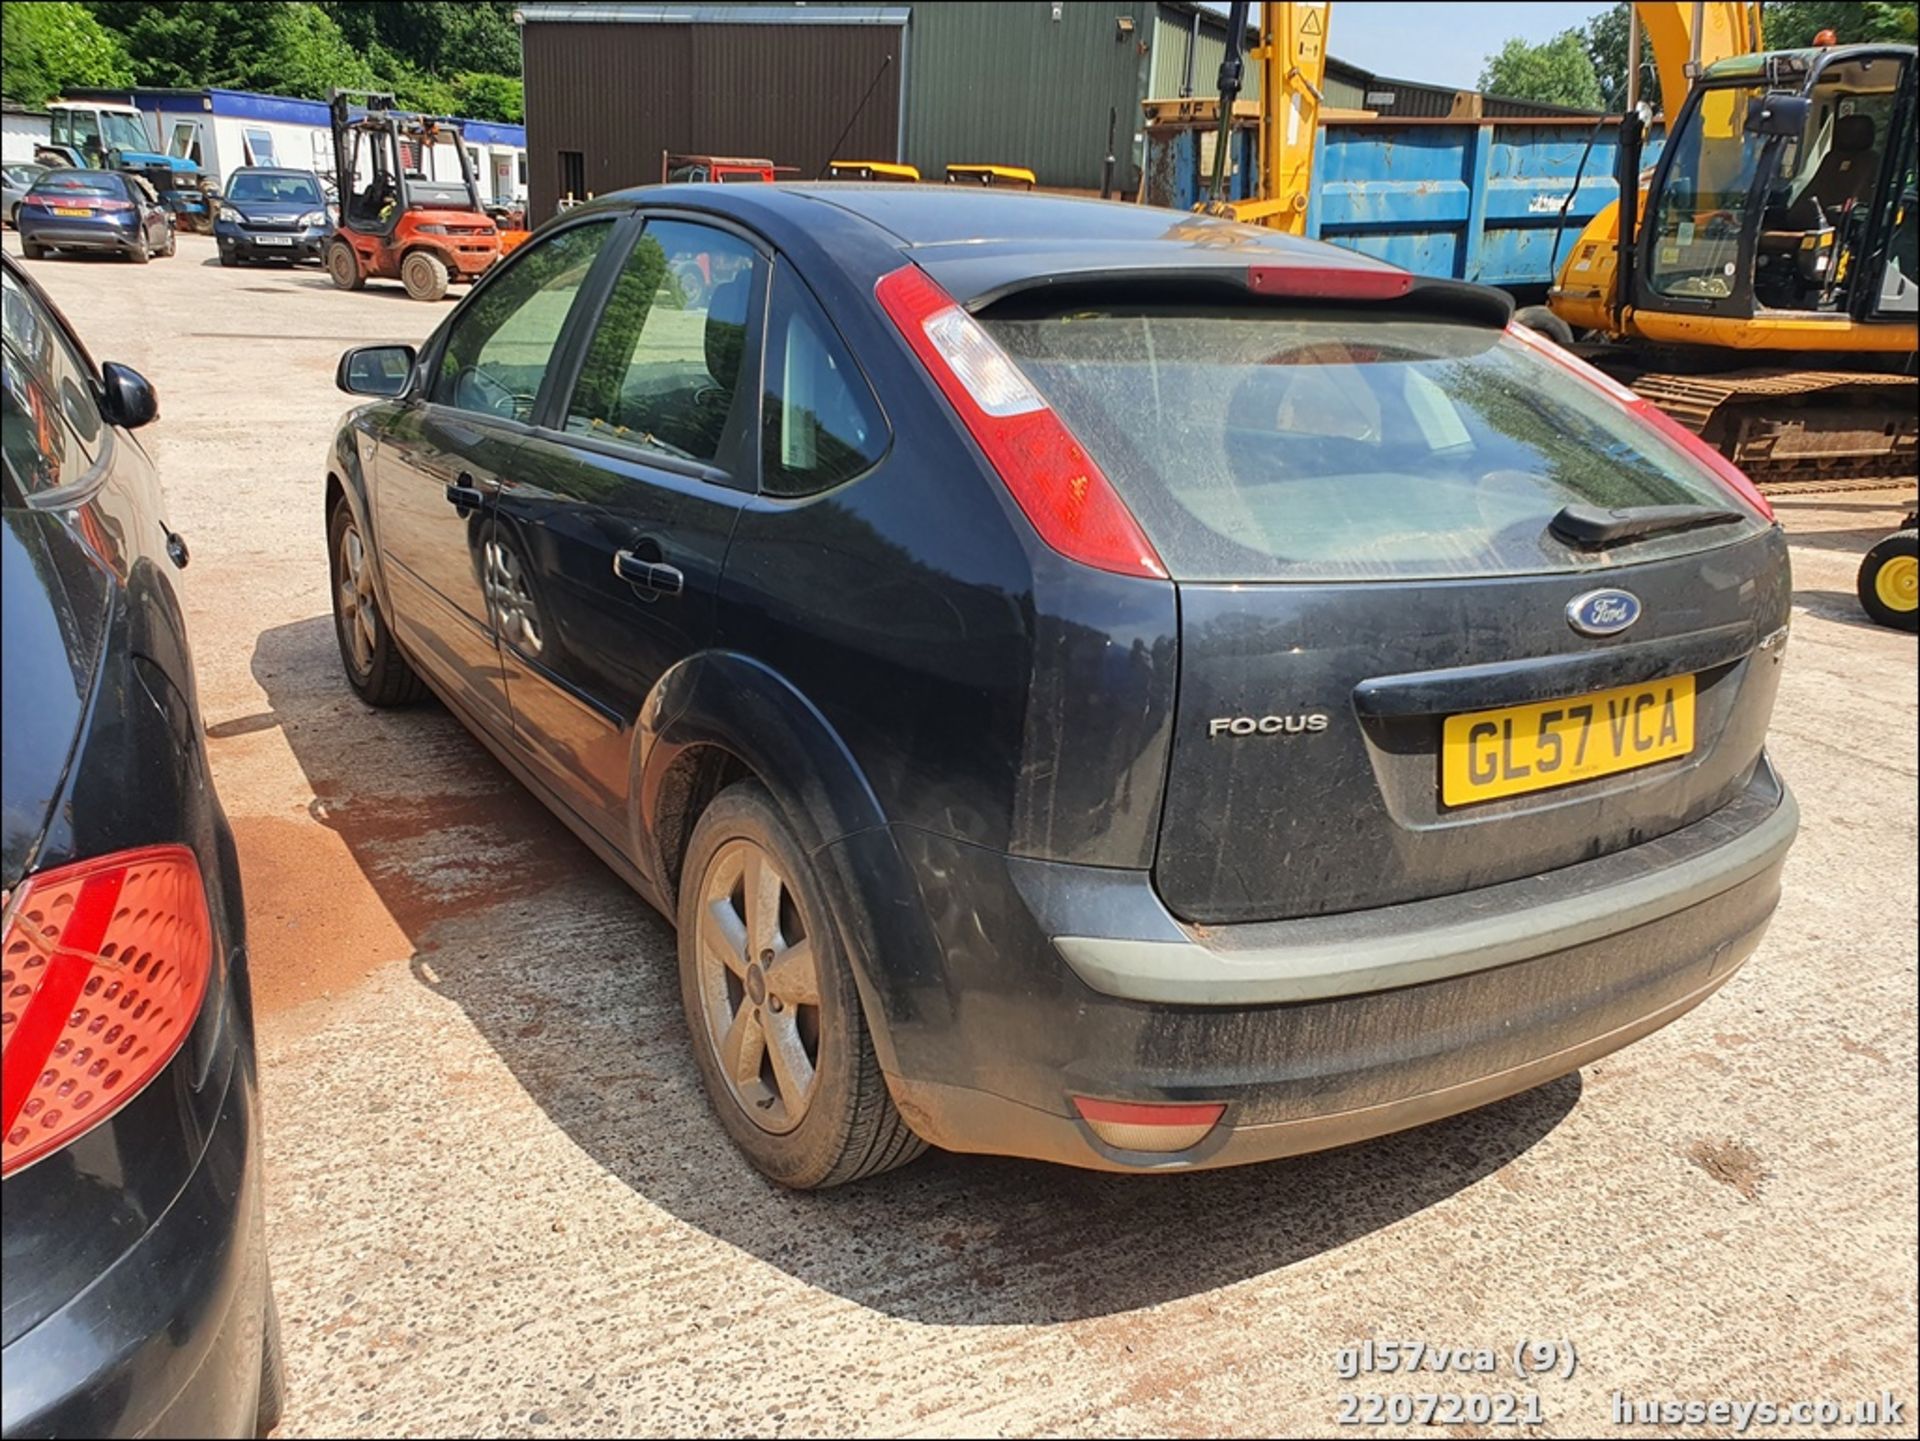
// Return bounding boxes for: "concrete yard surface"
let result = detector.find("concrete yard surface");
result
[6,231,1916,1438]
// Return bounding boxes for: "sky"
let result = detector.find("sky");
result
[1209,2,1614,92]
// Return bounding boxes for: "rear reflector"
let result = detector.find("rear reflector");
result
[1504,322,1774,521]
[1247,263,1413,300]
[1073,1095,1226,1153]
[874,264,1168,580]
[1,846,211,1176]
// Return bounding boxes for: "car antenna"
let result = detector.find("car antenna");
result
[814,54,894,180]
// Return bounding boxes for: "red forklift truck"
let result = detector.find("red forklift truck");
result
[324,90,502,301]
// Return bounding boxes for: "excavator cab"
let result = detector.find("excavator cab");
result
[1634,45,1917,324]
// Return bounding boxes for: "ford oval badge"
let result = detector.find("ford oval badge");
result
[1567,588,1642,637]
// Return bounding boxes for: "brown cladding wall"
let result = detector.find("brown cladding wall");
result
[523,20,902,219]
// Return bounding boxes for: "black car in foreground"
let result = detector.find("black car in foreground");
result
[215,167,333,267]
[326,187,1797,1188]
[16,170,175,264]
[1,254,278,1435]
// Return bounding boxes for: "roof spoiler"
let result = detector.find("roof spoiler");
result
[965,265,1514,328]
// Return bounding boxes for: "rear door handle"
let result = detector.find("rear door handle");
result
[445,472,488,510]
[613,549,684,596]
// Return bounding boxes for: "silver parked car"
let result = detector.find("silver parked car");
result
[3,163,49,228]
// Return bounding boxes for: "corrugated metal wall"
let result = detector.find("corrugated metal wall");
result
[900,1,1153,193]
[521,18,901,218]
[1147,9,1261,102]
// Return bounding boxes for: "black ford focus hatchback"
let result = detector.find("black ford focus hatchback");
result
[325,187,1796,1187]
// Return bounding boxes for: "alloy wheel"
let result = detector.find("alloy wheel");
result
[693,837,824,1134]
[335,520,378,676]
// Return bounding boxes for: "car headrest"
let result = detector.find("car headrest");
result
[704,274,751,391]
[1835,113,1875,153]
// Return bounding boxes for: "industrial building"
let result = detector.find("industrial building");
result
[516,2,1592,220]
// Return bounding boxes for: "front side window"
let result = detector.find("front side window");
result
[430,220,613,420]
[760,265,886,496]
[564,220,759,465]
[986,306,1766,581]
[2,267,105,496]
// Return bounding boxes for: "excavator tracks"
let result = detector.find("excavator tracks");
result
[1629,370,1919,492]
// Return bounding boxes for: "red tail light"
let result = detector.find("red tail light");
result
[1073,1095,1226,1152]
[1,846,211,1177]
[1504,322,1773,521]
[1247,263,1413,300]
[874,264,1168,580]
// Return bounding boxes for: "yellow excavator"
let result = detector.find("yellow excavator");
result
[1203,2,1918,491]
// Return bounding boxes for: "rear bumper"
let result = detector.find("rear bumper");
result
[859,765,1796,1173]
[17,221,141,253]
[0,992,269,1439]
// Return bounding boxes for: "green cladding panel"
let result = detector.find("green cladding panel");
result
[901,1,1156,193]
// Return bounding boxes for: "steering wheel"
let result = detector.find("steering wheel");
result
[1701,209,1740,240]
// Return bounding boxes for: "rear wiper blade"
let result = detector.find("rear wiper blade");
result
[1548,502,1747,549]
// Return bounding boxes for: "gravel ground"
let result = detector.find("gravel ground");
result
[8,231,1916,1438]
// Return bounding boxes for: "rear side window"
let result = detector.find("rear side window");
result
[984,307,1765,581]
[760,265,886,496]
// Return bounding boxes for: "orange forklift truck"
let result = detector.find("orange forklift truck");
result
[324,90,502,301]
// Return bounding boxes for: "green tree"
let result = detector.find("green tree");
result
[1480,30,1607,111]
[1763,1,1917,47]
[1582,3,1657,110]
[2,0,133,106]
[451,72,523,124]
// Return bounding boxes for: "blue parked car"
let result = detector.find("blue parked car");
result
[215,167,334,267]
[16,170,174,264]
[325,187,1796,1188]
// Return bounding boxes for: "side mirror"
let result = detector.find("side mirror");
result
[1746,93,1810,137]
[336,344,417,398]
[99,362,158,430]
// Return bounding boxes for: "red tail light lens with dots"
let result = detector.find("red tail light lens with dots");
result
[1,846,211,1177]
[874,263,1168,581]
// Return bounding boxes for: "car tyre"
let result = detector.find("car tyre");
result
[255,1279,285,1437]
[20,237,44,259]
[220,248,240,268]
[1513,304,1575,347]
[325,238,363,290]
[678,780,926,1190]
[161,226,176,258]
[401,249,450,302]
[129,235,150,264]
[1857,527,1919,632]
[328,502,428,706]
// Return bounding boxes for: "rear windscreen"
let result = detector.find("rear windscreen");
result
[33,174,121,196]
[983,307,1764,581]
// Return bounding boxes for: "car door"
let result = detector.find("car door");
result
[493,214,767,850]
[369,216,618,732]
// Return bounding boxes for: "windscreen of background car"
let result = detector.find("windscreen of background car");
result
[226,173,322,206]
[983,307,1766,581]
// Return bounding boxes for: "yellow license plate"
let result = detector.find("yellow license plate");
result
[1441,675,1696,806]
[52,207,90,217]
